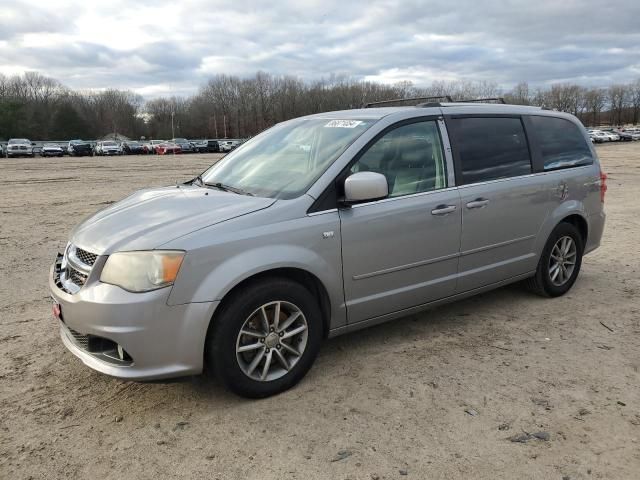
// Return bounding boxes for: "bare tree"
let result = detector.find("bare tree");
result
[609,85,628,126]
[629,79,640,125]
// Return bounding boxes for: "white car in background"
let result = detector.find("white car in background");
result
[94,141,123,156]
[219,140,240,152]
[588,130,609,143]
[5,138,35,157]
[589,130,619,143]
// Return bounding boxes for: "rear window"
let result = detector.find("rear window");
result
[530,116,593,171]
[448,117,532,184]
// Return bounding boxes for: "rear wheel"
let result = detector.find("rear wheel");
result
[206,278,323,398]
[526,222,584,297]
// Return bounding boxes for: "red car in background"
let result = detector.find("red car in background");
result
[155,142,182,155]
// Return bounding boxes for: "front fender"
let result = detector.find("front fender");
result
[166,211,347,330]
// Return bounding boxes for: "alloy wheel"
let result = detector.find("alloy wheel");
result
[235,301,308,382]
[548,236,577,286]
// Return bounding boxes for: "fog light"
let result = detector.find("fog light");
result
[117,344,125,361]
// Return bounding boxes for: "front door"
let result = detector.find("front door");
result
[339,119,461,324]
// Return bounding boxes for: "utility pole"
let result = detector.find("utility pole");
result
[223,115,227,138]
[171,110,176,156]
[214,114,218,138]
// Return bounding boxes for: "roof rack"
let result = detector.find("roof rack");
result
[363,96,453,108]
[454,97,506,104]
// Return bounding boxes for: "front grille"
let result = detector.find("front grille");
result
[67,265,88,287]
[75,247,97,266]
[67,327,89,350]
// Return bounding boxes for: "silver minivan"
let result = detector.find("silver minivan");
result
[50,103,607,397]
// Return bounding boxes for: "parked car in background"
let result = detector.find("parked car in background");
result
[192,139,209,153]
[68,140,93,157]
[6,138,35,157]
[192,139,221,153]
[219,140,240,152]
[156,142,181,155]
[49,103,606,398]
[625,128,640,140]
[121,141,145,155]
[144,140,165,154]
[589,130,610,143]
[171,138,194,153]
[94,141,122,156]
[610,129,634,141]
[41,143,64,157]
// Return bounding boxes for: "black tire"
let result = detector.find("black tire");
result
[206,277,323,398]
[526,222,584,297]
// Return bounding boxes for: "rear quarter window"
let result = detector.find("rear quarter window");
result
[530,116,593,171]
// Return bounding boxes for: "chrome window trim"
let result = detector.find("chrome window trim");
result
[306,208,338,217]
[455,164,593,190]
[349,185,459,209]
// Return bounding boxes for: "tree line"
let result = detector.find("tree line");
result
[1,71,639,141]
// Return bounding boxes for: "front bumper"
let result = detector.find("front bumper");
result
[50,257,218,380]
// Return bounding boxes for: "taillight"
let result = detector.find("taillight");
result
[599,170,607,203]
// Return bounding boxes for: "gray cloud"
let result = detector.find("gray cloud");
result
[0,0,638,97]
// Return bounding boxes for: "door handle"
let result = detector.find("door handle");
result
[466,198,489,209]
[431,204,457,216]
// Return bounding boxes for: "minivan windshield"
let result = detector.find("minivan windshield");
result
[201,117,375,199]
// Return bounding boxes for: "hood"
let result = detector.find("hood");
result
[71,185,275,254]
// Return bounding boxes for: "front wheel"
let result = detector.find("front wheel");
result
[526,222,584,297]
[206,278,323,398]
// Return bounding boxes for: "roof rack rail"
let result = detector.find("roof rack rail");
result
[363,96,453,108]
[454,97,506,104]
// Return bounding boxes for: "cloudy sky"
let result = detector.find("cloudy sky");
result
[1,0,639,97]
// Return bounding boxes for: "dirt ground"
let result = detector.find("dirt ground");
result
[1,144,639,480]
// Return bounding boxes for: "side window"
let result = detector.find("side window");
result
[449,117,532,184]
[350,121,447,198]
[530,116,593,170]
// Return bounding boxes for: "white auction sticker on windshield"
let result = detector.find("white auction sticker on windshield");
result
[324,120,363,128]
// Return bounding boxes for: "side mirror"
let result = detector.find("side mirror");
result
[343,171,388,204]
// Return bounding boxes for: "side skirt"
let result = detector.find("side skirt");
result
[328,271,535,338]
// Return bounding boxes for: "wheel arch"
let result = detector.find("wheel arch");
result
[207,267,333,341]
[536,200,589,256]
[560,213,588,246]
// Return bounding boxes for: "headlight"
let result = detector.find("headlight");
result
[100,250,185,292]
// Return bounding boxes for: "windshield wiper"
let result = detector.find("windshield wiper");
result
[204,181,254,196]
